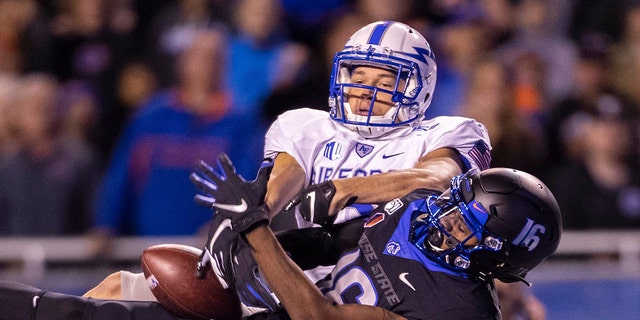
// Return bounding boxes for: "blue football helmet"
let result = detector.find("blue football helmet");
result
[328,21,437,138]
[409,168,562,284]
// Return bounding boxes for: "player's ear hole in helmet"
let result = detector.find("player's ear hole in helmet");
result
[409,168,562,286]
[329,20,437,138]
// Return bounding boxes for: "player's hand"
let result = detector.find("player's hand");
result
[281,181,340,226]
[190,153,274,234]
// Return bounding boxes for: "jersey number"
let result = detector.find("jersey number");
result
[320,251,379,306]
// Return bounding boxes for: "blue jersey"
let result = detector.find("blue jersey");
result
[316,189,501,320]
[94,90,262,235]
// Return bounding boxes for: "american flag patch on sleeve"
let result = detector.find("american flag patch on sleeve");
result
[468,140,491,170]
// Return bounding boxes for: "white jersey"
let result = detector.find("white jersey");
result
[264,108,492,282]
[265,108,492,186]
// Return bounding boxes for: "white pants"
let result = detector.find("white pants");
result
[120,271,157,301]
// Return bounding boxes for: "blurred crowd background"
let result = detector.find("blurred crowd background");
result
[1,0,640,241]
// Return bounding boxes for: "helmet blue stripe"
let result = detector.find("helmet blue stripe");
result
[367,21,392,45]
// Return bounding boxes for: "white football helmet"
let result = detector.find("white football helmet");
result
[328,21,437,138]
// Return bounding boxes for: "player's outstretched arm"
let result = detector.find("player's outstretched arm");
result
[264,152,306,217]
[245,224,407,320]
[275,148,465,227]
[322,147,465,216]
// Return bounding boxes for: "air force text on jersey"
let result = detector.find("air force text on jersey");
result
[312,166,384,182]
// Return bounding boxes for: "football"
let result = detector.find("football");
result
[141,244,241,320]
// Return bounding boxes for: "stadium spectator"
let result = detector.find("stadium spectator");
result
[430,19,491,117]
[546,34,612,164]
[0,0,41,74]
[49,0,139,160]
[568,0,628,44]
[100,61,159,160]
[90,29,260,241]
[458,58,547,176]
[494,0,577,105]
[0,74,20,157]
[142,0,221,87]
[544,94,640,229]
[608,3,640,109]
[57,81,101,154]
[0,73,100,235]
[225,0,310,121]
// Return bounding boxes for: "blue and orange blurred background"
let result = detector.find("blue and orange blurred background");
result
[1,1,640,319]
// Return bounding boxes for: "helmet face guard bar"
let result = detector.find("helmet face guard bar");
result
[329,84,417,128]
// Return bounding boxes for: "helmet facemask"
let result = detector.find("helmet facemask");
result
[329,57,424,138]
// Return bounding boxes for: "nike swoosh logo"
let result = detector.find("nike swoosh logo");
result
[208,218,232,289]
[382,152,404,159]
[399,272,416,291]
[472,201,487,213]
[208,218,232,253]
[214,199,248,213]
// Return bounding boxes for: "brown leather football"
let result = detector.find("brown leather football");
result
[141,244,241,320]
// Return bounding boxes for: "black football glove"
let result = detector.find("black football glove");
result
[281,180,355,227]
[190,153,273,234]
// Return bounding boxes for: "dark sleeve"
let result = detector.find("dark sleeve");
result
[0,281,183,320]
[275,219,365,270]
[273,188,438,270]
